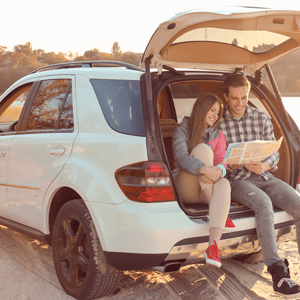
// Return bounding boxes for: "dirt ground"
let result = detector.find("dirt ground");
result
[0,224,299,300]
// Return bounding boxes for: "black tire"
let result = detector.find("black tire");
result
[52,199,120,300]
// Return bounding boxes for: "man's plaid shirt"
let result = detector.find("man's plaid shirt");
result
[218,105,279,180]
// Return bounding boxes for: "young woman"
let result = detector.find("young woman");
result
[172,93,234,267]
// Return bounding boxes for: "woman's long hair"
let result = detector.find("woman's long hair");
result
[187,93,223,153]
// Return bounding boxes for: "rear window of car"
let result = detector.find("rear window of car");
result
[173,27,289,54]
[90,79,146,136]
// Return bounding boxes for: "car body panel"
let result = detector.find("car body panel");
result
[89,200,294,271]
[6,131,77,230]
[141,7,300,74]
[0,21,297,280]
[0,135,14,215]
[5,75,78,230]
[87,199,294,254]
[0,9,299,298]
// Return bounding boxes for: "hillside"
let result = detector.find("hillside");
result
[0,41,299,96]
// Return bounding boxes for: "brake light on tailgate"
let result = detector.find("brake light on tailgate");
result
[115,162,175,202]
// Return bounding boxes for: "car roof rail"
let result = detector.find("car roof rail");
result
[30,61,143,74]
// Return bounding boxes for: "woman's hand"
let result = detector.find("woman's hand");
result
[199,166,222,183]
[199,175,214,184]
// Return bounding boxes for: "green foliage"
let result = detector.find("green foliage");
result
[74,46,140,66]
[2,40,298,97]
[0,42,68,94]
[111,42,122,60]
[269,49,300,95]
[0,41,142,95]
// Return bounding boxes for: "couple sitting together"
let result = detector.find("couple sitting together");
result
[172,74,300,298]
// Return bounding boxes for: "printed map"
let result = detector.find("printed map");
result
[223,137,283,165]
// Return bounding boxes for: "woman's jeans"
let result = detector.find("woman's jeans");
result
[230,173,300,266]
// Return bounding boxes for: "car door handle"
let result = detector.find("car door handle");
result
[50,148,65,156]
[0,151,6,157]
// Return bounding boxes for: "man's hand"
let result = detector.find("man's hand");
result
[230,164,243,170]
[245,161,270,174]
[199,166,222,183]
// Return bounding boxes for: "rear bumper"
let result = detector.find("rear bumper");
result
[164,220,295,266]
[105,220,295,271]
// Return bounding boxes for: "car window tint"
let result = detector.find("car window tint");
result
[173,27,289,54]
[170,82,203,123]
[58,87,74,129]
[173,98,197,123]
[90,79,146,136]
[249,93,271,117]
[0,84,32,124]
[169,81,272,123]
[27,79,73,131]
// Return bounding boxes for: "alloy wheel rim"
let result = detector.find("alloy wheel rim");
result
[58,217,90,287]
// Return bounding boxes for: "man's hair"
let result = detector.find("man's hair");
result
[223,74,251,96]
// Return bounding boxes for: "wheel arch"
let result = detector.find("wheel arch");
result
[47,187,82,245]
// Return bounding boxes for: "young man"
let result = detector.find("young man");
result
[218,73,300,298]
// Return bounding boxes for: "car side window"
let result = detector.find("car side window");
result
[249,92,271,117]
[0,84,32,124]
[26,79,73,131]
[58,89,73,129]
[90,79,145,136]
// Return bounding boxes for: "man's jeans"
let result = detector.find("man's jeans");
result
[230,174,300,266]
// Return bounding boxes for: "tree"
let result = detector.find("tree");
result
[33,49,45,56]
[74,48,112,61]
[122,51,139,66]
[0,46,7,67]
[111,42,122,60]
[0,45,7,54]
[67,51,78,61]
[74,55,85,61]
[0,40,144,97]
[41,52,67,65]
[296,79,300,92]
[84,48,101,60]
[231,38,238,46]
[14,42,33,56]
[252,43,275,53]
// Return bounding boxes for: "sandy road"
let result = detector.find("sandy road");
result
[0,224,299,300]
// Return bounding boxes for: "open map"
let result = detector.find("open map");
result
[223,137,283,165]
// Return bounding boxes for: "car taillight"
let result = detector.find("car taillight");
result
[115,161,175,203]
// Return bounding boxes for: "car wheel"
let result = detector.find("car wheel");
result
[52,199,120,300]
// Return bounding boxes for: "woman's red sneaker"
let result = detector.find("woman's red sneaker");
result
[225,217,236,230]
[207,213,236,231]
[204,240,222,267]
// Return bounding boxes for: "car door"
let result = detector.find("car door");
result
[0,83,33,217]
[6,76,78,230]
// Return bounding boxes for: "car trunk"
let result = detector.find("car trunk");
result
[140,7,300,218]
[141,7,300,72]
[139,66,300,221]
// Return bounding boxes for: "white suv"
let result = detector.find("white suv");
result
[0,7,300,300]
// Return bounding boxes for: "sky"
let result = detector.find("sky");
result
[1,0,300,56]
